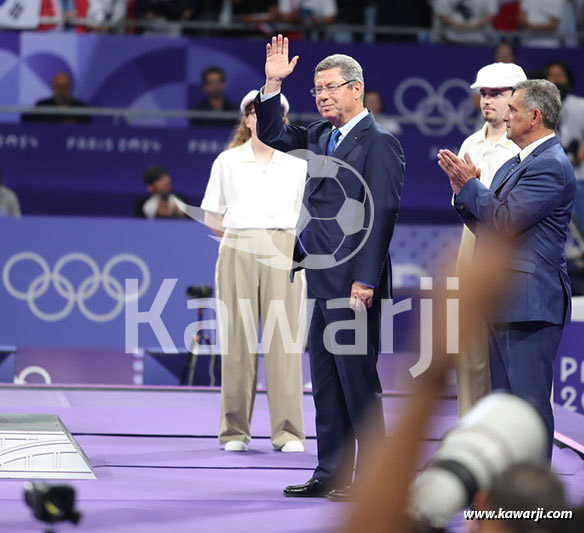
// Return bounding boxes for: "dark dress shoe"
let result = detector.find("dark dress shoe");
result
[283,478,330,498]
[327,484,353,502]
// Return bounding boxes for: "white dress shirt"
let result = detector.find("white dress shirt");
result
[201,140,306,230]
[331,108,370,150]
[458,123,520,188]
[518,132,556,161]
[455,124,521,269]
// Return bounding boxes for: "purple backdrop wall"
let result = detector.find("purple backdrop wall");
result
[1,33,583,218]
[1,34,583,410]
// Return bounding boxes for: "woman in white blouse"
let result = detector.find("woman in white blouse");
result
[201,90,307,453]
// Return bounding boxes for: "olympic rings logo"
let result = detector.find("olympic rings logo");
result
[2,252,150,322]
[394,77,476,136]
[13,366,52,384]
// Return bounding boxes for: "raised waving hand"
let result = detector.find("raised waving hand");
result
[265,34,300,93]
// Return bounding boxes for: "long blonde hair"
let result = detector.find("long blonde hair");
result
[227,103,288,149]
[227,114,251,149]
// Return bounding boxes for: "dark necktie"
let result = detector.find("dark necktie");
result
[326,128,341,156]
[505,154,521,178]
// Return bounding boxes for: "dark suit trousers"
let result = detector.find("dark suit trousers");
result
[308,297,385,484]
[488,321,563,459]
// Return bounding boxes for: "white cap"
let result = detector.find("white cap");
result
[470,63,527,90]
[239,90,290,115]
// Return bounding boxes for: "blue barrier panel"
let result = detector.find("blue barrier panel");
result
[0,216,218,350]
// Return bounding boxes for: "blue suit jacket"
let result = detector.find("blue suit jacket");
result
[455,137,576,325]
[255,93,405,299]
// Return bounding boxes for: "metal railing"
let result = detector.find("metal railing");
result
[36,15,436,40]
[0,105,481,130]
[36,15,584,43]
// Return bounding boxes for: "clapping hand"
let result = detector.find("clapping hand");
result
[437,150,480,195]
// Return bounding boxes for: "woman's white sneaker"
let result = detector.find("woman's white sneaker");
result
[281,440,304,453]
[224,440,248,452]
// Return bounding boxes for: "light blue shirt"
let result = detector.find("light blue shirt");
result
[332,108,370,149]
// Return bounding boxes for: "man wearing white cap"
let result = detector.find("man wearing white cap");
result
[449,62,527,416]
[201,90,307,453]
[439,79,575,458]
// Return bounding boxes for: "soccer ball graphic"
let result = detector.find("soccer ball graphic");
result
[179,150,374,271]
[290,150,374,270]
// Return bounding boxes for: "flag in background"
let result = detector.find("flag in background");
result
[38,0,61,31]
[0,0,42,29]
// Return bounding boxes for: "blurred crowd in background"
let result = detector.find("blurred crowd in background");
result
[11,0,584,46]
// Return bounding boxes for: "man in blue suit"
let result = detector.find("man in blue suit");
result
[254,35,405,498]
[438,80,576,458]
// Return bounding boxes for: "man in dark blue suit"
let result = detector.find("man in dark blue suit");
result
[438,80,576,458]
[254,35,405,498]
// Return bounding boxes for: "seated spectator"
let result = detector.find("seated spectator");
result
[493,0,520,32]
[220,0,277,22]
[190,66,239,128]
[544,59,584,181]
[37,0,76,31]
[134,0,197,23]
[433,0,498,44]
[88,0,128,32]
[519,0,563,47]
[376,2,433,42]
[559,0,584,47]
[0,170,21,217]
[134,165,189,219]
[21,72,92,124]
[273,0,337,25]
[494,41,516,63]
[363,89,402,135]
[236,0,336,39]
[60,0,77,29]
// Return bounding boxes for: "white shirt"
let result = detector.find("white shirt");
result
[455,124,520,270]
[142,193,183,219]
[520,0,564,47]
[558,94,584,180]
[435,0,498,44]
[278,0,337,18]
[458,122,520,189]
[201,140,306,230]
[519,132,556,161]
[331,108,370,150]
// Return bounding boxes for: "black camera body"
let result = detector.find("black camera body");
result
[24,482,81,526]
[186,285,213,299]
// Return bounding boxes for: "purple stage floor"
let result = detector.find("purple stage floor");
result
[0,387,582,532]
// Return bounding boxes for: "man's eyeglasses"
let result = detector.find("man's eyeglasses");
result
[310,80,356,98]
